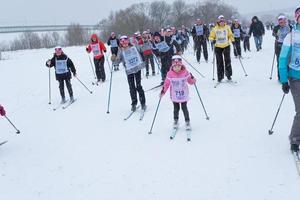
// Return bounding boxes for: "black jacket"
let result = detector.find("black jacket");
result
[191,24,209,41]
[249,16,265,37]
[46,53,76,80]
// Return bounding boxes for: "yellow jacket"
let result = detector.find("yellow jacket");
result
[209,24,235,48]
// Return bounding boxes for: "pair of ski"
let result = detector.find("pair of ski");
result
[52,99,76,111]
[0,140,8,146]
[124,106,146,121]
[292,151,300,176]
[170,124,192,142]
[214,80,238,88]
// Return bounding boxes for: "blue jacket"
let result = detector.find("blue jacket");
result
[279,24,300,83]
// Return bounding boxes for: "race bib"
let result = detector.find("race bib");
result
[155,41,170,52]
[91,43,102,57]
[216,29,228,45]
[170,77,189,102]
[110,39,118,48]
[196,26,204,36]
[123,47,143,70]
[55,59,69,74]
[290,30,300,71]
[233,29,241,38]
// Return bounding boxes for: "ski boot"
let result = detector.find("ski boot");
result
[60,97,66,104]
[291,144,299,153]
[185,121,191,131]
[141,104,147,111]
[131,104,137,112]
[70,96,75,103]
[173,119,179,129]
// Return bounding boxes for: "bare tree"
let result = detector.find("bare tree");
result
[171,0,192,27]
[149,1,171,30]
[65,23,88,46]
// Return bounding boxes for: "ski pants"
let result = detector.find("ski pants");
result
[243,37,250,52]
[290,78,300,145]
[233,38,242,57]
[275,42,283,80]
[215,46,232,81]
[173,102,190,122]
[144,54,155,74]
[94,57,105,81]
[127,70,146,106]
[58,78,73,99]
[161,54,172,81]
[195,39,208,62]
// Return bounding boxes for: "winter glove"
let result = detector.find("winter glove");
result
[111,54,116,62]
[46,60,51,67]
[282,83,290,94]
[104,50,107,53]
[86,47,89,52]
[73,73,77,77]
[159,88,165,98]
[0,105,6,116]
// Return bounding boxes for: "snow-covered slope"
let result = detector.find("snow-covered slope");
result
[0,31,299,200]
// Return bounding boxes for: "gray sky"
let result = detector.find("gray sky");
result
[0,0,297,25]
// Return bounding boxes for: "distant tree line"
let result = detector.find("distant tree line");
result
[0,23,91,53]
[99,0,240,38]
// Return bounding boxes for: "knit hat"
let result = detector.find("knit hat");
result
[278,15,286,22]
[171,55,183,67]
[295,7,300,21]
[54,46,62,54]
[120,35,129,46]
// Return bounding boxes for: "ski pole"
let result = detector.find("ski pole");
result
[48,67,51,104]
[153,54,161,74]
[105,54,113,114]
[212,48,215,81]
[234,45,248,76]
[148,97,162,134]
[87,54,97,80]
[194,83,210,120]
[75,76,93,94]
[4,115,20,134]
[269,94,285,135]
[180,55,205,78]
[269,50,276,80]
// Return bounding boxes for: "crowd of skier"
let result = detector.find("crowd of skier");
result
[1,7,300,157]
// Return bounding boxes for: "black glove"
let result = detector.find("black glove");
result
[104,50,107,53]
[86,47,89,52]
[282,83,290,94]
[190,73,195,79]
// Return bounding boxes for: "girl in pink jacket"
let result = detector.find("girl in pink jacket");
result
[160,55,196,128]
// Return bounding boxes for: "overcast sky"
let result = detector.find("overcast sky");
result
[0,0,297,25]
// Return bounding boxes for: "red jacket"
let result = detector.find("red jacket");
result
[86,34,106,59]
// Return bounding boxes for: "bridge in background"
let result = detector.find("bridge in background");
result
[0,25,100,34]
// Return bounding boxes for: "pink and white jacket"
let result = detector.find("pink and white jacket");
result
[162,66,196,103]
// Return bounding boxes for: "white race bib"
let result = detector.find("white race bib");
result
[123,47,143,70]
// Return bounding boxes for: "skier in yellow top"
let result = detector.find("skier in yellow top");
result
[209,15,235,82]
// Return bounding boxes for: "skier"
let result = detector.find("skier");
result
[279,6,300,153]
[139,31,155,77]
[242,25,251,52]
[46,46,77,104]
[0,105,5,116]
[209,15,235,82]
[153,30,181,85]
[113,35,146,111]
[160,55,196,129]
[249,16,265,51]
[191,19,209,63]
[86,34,107,83]
[231,19,245,58]
[272,15,292,80]
[107,32,120,71]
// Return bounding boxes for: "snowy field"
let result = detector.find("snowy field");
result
[0,31,299,199]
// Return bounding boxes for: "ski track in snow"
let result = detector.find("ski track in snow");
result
[0,31,299,200]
